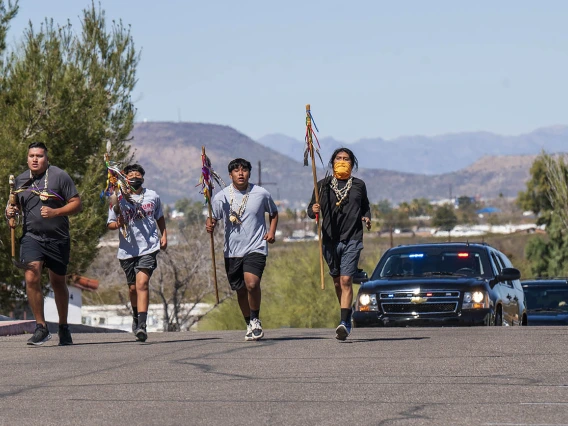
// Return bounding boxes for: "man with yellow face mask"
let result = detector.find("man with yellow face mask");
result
[307,148,371,340]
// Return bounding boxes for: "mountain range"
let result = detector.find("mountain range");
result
[258,126,568,175]
[129,122,563,206]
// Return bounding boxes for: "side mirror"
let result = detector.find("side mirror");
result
[353,269,368,284]
[492,267,521,286]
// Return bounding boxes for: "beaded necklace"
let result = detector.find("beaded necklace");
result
[330,176,353,207]
[30,166,50,201]
[229,184,251,225]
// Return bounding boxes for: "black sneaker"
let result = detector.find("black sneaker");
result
[27,324,52,346]
[132,317,138,334]
[58,324,73,346]
[135,324,147,342]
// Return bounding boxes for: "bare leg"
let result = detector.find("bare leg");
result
[333,276,341,305]
[236,287,250,318]
[339,275,353,309]
[128,284,137,309]
[244,272,261,311]
[49,269,69,325]
[135,269,150,313]
[25,261,45,325]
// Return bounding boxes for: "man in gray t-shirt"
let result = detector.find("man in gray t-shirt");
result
[107,163,167,342]
[206,158,278,341]
[5,142,82,347]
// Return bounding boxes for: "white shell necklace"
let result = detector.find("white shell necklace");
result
[330,176,353,207]
[30,166,50,201]
[229,184,251,225]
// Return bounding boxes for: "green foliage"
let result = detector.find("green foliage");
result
[432,204,457,232]
[174,198,206,226]
[520,153,568,277]
[517,154,554,225]
[0,2,139,310]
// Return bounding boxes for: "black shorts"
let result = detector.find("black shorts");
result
[323,240,363,278]
[224,252,267,291]
[119,251,159,285]
[20,234,70,276]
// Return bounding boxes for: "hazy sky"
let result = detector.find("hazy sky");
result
[6,0,568,142]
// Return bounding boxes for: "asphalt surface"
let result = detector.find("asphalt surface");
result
[1,326,567,426]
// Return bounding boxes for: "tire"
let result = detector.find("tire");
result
[494,306,503,326]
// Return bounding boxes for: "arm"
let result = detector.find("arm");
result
[40,195,82,219]
[360,181,372,231]
[157,216,167,250]
[307,188,318,219]
[264,212,278,243]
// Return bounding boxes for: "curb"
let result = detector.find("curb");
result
[0,320,36,336]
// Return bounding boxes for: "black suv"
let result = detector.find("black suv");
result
[522,279,568,325]
[353,242,527,327]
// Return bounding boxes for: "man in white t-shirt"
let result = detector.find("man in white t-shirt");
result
[206,158,278,341]
[107,164,167,342]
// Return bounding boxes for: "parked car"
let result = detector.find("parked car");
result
[352,242,527,327]
[521,279,568,325]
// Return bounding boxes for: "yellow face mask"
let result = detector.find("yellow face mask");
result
[333,160,352,179]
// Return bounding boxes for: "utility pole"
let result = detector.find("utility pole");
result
[257,160,277,195]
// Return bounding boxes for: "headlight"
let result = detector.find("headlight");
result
[358,293,378,311]
[472,291,484,303]
[463,291,487,309]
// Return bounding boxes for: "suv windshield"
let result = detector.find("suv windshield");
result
[374,250,489,279]
[524,286,568,312]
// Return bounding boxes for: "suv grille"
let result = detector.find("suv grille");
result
[379,290,460,315]
[382,302,458,314]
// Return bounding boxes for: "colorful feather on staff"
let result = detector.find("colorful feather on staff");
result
[198,150,226,205]
[304,107,324,167]
[101,141,133,236]
[199,146,223,305]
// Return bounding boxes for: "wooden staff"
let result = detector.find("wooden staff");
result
[8,175,17,258]
[306,105,326,290]
[203,146,220,304]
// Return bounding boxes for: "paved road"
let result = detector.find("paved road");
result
[1,326,567,426]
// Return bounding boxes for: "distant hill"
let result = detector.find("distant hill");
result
[258,125,568,175]
[130,122,539,206]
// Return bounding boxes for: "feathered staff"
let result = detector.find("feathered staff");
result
[199,146,225,304]
[102,141,132,237]
[6,174,33,270]
[305,104,326,290]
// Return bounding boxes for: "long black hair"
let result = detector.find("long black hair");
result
[328,147,358,170]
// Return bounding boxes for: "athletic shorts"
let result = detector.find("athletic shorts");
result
[224,252,267,291]
[20,234,70,276]
[323,240,363,278]
[119,251,159,285]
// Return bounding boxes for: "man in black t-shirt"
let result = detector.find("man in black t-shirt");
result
[5,142,82,346]
[307,148,371,341]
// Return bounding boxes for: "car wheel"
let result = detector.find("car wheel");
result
[494,307,503,326]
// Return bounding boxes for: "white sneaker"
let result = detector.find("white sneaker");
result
[250,318,264,340]
[245,323,253,341]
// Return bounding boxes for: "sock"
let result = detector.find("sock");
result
[132,307,138,319]
[341,308,351,323]
[138,312,147,327]
[250,309,260,321]
[244,316,251,325]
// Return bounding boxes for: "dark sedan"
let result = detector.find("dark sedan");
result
[353,243,527,327]
[522,279,568,325]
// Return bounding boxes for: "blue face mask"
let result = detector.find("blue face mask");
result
[129,177,143,190]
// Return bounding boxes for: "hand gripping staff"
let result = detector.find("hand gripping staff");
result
[199,147,226,304]
[7,174,19,260]
[305,104,326,290]
[6,175,29,269]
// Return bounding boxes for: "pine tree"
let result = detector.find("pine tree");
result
[0,1,139,310]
